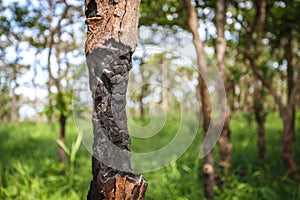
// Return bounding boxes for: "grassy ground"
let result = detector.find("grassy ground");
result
[0,112,299,199]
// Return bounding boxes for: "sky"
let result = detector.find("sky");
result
[1,0,222,120]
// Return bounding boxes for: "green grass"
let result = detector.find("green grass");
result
[0,112,299,199]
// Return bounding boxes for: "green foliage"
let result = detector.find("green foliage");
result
[140,0,188,30]
[0,122,90,200]
[2,112,298,199]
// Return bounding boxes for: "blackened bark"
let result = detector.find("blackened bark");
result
[85,0,147,199]
[183,0,215,198]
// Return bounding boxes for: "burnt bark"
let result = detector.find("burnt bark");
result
[183,0,215,198]
[85,0,147,199]
[216,0,232,176]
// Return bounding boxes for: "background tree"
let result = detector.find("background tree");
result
[238,0,300,175]
[183,0,215,198]
[215,0,233,178]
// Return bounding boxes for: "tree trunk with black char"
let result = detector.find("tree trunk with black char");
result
[85,0,147,199]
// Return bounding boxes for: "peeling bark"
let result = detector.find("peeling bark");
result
[85,0,147,199]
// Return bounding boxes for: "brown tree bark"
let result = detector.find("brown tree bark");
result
[183,0,214,198]
[216,0,232,177]
[161,55,169,113]
[58,113,67,164]
[245,0,300,175]
[285,36,295,142]
[139,65,145,118]
[253,81,266,161]
[85,0,147,199]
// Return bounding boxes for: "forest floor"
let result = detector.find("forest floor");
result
[0,112,299,200]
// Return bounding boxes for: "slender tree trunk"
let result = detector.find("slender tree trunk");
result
[282,111,297,175]
[183,0,214,198]
[11,69,18,120]
[59,113,67,164]
[256,113,265,161]
[216,0,232,177]
[162,55,168,113]
[139,65,145,118]
[246,0,299,176]
[254,98,266,161]
[285,36,295,141]
[11,86,17,120]
[253,80,266,161]
[85,0,147,199]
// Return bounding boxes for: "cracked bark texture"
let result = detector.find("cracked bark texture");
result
[85,0,147,199]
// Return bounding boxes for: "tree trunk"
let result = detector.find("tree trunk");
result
[161,55,168,113]
[285,36,295,142]
[85,0,147,199]
[183,0,214,198]
[139,65,145,118]
[11,69,18,120]
[11,86,17,120]
[59,113,67,164]
[254,102,265,161]
[281,111,297,175]
[216,0,232,176]
[253,81,266,161]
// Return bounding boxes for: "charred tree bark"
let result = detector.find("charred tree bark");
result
[85,0,147,199]
[216,0,232,177]
[183,0,215,198]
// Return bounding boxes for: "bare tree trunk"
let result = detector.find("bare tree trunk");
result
[216,0,232,177]
[139,65,145,118]
[11,69,18,120]
[246,0,299,176]
[85,0,147,199]
[162,55,168,113]
[11,86,17,120]
[183,0,214,198]
[285,36,295,141]
[282,111,297,175]
[253,84,266,161]
[58,113,67,164]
